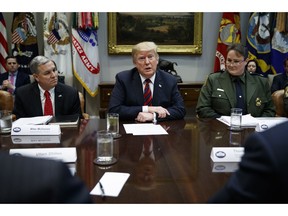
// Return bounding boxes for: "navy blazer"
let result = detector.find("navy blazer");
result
[0,71,30,92]
[108,68,186,121]
[271,73,288,94]
[13,82,82,119]
[0,153,92,203]
[209,121,288,203]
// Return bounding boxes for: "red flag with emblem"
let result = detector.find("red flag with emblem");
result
[214,13,241,72]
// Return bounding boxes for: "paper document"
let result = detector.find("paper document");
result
[13,115,53,126]
[255,117,288,132]
[90,172,130,197]
[217,114,259,127]
[123,123,168,135]
[9,147,76,163]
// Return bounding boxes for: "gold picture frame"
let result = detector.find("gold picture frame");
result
[108,12,203,55]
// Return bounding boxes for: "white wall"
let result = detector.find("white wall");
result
[2,12,250,116]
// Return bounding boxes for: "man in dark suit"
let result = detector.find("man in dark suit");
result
[0,153,92,203]
[0,56,30,94]
[208,121,288,203]
[271,58,288,94]
[13,55,82,119]
[108,41,186,122]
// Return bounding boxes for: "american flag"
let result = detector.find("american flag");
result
[0,13,8,73]
[47,29,61,44]
[12,27,27,44]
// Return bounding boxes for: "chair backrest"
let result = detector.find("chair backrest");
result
[0,90,13,111]
[78,92,89,119]
[271,89,285,117]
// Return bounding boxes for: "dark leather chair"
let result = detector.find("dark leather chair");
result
[0,90,13,111]
[78,92,89,119]
[271,89,285,117]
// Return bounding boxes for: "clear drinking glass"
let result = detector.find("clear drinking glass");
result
[94,130,117,166]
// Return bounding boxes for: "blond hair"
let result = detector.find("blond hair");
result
[132,41,159,62]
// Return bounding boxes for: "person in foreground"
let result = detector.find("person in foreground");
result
[108,41,186,122]
[13,55,82,119]
[209,121,288,203]
[0,153,92,203]
[196,43,275,118]
[0,56,30,94]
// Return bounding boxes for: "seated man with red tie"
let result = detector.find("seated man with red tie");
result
[108,41,186,122]
[0,56,30,95]
[13,55,82,119]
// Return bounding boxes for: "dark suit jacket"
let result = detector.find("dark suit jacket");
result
[271,73,288,94]
[0,71,30,92]
[13,82,82,119]
[108,68,186,121]
[0,153,92,203]
[209,121,288,203]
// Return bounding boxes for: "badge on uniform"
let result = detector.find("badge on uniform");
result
[255,97,262,106]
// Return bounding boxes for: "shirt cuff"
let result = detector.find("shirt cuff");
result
[142,106,149,113]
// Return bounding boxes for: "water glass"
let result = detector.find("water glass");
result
[94,130,117,166]
[230,108,242,131]
[0,110,12,134]
[106,113,120,138]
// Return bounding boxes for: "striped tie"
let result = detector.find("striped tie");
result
[143,79,152,106]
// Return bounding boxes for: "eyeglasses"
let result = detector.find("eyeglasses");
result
[226,59,245,66]
[136,54,155,63]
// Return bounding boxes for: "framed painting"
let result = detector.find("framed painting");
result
[108,12,203,55]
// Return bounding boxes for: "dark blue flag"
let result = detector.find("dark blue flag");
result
[11,12,38,75]
[246,12,274,77]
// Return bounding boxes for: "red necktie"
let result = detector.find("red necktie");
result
[143,79,152,106]
[44,90,53,116]
[8,73,15,94]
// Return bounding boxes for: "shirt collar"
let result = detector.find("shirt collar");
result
[140,74,156,84]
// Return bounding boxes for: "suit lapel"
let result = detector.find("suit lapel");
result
[153,72,163,105]
[218,72,235,107]
[132,70,145,105]
[54,84,63,115]
[246,74,257,104]
[31,83,43,115]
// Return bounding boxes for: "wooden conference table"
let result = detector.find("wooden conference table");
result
[0,117,255,203]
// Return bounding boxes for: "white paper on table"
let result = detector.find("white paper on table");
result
[90,172,130,197]
[217,114,259,127]
[123,123,168,135]
[255,117,288,132]
[12,116,53,126]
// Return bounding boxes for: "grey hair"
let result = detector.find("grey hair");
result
[29,55,51,74]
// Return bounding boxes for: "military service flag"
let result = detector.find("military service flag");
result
[246,13,273,76]
[72,12,100,97]
[271,13,288,74]
[43,13,73,86]
[214,13,241,72]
